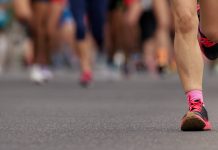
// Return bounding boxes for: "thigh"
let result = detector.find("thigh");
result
[32,1,49,23]
[32,2,48,35]
[13,0,32,20]
[200,0,218,35]
[153,0,170,29]
[47,2,64,33]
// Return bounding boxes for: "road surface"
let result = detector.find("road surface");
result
[0,72,218,150]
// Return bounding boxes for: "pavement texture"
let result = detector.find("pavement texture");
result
[1,72,218,150]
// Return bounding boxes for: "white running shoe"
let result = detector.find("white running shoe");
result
[30,65,45,84]
[41,67,53,81]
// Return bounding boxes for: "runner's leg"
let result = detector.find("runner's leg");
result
[170,0,211,131]
[47,1,65,53]
[170,0,202,92]
[32,1,49,65]
[200,0,218,42]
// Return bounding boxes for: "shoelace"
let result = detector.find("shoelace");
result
[189,100,203,112]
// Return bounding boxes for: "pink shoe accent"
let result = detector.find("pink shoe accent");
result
[204,121,212,130]
[80,71,93,84]
[186,90,204,111]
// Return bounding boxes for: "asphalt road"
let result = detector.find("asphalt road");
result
[1,72,218,150]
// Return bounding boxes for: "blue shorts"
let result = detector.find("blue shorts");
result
[60,6,74,25]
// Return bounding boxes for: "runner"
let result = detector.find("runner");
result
[52,3,76,69]
[107,0,139,76]
[0,0,12,73]
[30,0,51,84]
[13,0,34,67]
[30,0,66,84]
[47,0,66,64]
[124,0,171,76]
[169,0,218,131]
[68,0,108,86]
[153,0,171,75]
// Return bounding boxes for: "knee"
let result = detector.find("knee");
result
[174,10,198,33]
[201,27,218,42]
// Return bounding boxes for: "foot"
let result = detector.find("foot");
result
[181,100,212,131]
[79,71,93,87]
[41,67,53,82]
[30,65,45,84]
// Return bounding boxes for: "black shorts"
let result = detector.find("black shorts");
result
[108,0,123,11]
[139,9,157,41]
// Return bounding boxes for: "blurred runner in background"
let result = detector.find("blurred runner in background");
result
[153,0,171,75]
[13,0,34,68]
[30,0,50,83]
[68,0,108,86]
[51,2,76,69]
[0,0,12,73]
[123,0,172,76]
[30,0,66,84]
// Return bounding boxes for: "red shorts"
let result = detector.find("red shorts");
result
[123,0,135,7]
[32,0,65,4]
[51,0,66,4]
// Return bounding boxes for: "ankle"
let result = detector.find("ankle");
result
[186,90,204,105]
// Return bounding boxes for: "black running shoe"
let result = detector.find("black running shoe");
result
[181,100,212,131]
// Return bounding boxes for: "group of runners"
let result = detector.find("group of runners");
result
[12,0,172,84]
[9,0,218,131]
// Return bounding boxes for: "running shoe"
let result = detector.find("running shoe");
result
[41,67,53,82]
[199,31,218,60]
[181,99,212,131]
[197,5,218,60]
[79,71,93,87]
[30,65,45,84]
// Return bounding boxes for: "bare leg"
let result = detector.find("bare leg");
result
[153,0,171,70]
[59,21,76,51]
[200,0,218,42]
[32,2,49,65]
[170,0,203,92]
[47,2,64,52]
[143,38,157,74]
[13,0,32,22]
[76,39,92,73]
[171,0,213,131]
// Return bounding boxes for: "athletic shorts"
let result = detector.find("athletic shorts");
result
[139,9,156,41]
[60,6,74,25]
[32,0,65,4]
[108,0,123,11]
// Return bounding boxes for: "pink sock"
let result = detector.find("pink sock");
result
[186,90,204,105]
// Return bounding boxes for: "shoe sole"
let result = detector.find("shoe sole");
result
[181,112,208,131]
